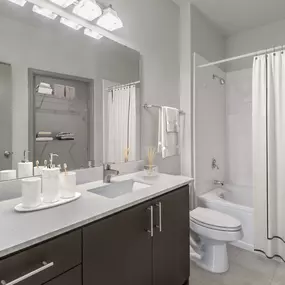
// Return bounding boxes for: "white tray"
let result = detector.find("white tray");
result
[14,192,81,213]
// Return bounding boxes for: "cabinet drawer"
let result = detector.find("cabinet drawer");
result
[45,266,82,285]
[0,230,82,285]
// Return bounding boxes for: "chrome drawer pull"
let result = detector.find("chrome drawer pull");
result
[147,206,154,237]
[155,202,162,232]
[1,261,54,285]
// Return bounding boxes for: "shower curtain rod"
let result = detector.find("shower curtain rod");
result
[198,44,285,68]
[106,81,140,91]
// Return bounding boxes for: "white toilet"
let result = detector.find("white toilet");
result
[190,207,243,273]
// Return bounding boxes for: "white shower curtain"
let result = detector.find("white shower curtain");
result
[253,51,285,261]
[107,85,137,163]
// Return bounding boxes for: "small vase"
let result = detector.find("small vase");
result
[144,165,158,177]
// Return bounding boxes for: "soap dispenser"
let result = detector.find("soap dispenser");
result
[34,160,46,176]
[42,153,60,203]
[17,150,33,178]
[59,163,76,199]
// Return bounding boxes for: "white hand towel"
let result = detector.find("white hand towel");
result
[165,107,180,133]
[158,108,163,153]
[158,107,180,159]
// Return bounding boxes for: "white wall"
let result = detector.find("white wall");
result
[225,68,252,187]
[0,0,181,174]
[191,5,226,63]
[226,18,285,71]
[113,0,180,174]
[178,0,192,178]
[194,54,226,195]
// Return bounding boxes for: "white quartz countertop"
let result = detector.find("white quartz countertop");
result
[0,172,193,259]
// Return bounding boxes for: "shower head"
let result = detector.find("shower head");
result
[213,74,226,85]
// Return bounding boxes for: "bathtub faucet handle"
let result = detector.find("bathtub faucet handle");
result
[214,180,224,186]
[212,158,220,170]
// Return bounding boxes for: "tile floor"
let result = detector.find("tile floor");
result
[190,245,285,285]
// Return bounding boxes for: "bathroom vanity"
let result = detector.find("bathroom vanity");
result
[0,173,191,285]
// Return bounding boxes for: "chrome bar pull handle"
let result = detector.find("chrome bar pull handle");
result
[147,206,154,237]
[1,261,54,285]
[155,202,162,232]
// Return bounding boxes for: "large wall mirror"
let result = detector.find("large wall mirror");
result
[0,0,141,182]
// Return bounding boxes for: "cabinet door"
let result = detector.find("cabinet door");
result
[44,266,82,285]
[153,186,190,285]
[83,201,153,285]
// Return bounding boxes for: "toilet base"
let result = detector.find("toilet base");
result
[191,237,229,273]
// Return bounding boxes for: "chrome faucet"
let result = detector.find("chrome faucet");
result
[103,163,119,183]
[49,153,59,168]
[214,180,224,186]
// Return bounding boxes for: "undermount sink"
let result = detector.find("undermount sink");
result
[88,179,150,199]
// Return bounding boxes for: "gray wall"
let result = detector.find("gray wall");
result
[191,5,226,63]
[225,18,285,71]
[0,64,12,170]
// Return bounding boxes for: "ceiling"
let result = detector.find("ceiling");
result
[190,0,285,36]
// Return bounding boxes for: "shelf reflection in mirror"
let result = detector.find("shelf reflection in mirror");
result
[0,0,141,182]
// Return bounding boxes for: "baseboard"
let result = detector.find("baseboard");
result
[231,240,254,252]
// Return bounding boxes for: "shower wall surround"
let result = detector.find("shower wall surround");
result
[225,69,253,187]
[194,53,253,196]
[194,53,226,196]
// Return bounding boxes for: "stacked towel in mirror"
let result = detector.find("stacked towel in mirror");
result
[36,83,53,95]
[56,132,75,140]
[36,131,54,142]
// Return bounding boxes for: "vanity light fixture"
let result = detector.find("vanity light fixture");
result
[49,0,76,8]
[60,17,82,30]
[73,0,102,21]
[32,5,58,20]
[7,0,26,6]
[84,28,103,40]
[97,5,123,31]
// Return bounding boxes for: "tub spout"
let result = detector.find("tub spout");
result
[214,180,224,186]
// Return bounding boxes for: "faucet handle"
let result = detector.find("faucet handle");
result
[103,163,111,170]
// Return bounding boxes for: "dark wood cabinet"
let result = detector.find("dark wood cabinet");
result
[45,266,82,285]
[153,186,190,285]
[0,185,189,285]
[83,185,190,285]
[0,230,82,285]
[83,200,153,285]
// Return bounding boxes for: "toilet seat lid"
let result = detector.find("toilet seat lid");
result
[190,207,241,230]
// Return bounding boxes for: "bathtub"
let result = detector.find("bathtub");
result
[199,185,254,251]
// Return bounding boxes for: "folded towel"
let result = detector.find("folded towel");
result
[36,83,53,95]
[37,87,53,95]
[165,107,180,133]
[36,131,52,138]
[36,137,54,142]
[158,107,180,159]
[56,132,75,138]
[57,136,75,141]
